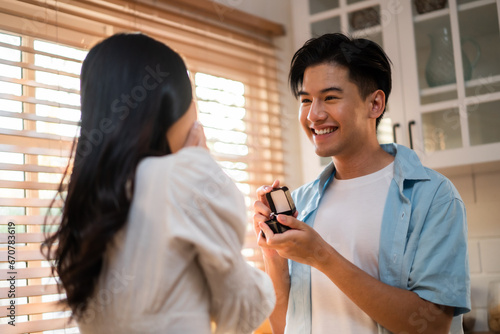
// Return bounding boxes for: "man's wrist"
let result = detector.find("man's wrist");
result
[312,242,338,271]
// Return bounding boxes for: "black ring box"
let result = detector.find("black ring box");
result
[264,186,296,234]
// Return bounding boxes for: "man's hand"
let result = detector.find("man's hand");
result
[258,213,333,268]
[253,180,283,259]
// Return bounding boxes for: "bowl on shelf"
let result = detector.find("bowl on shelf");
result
[349,7,380,31]
[414,0,447,14]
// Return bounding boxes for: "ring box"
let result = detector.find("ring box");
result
[264,186,296,234]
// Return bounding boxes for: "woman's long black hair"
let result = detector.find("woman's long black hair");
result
[42,33,193,318]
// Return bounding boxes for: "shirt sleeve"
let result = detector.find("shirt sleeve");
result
[166,147,276,333]
[407,180,471,316]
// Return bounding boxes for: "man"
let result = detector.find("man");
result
[253,33,470,334]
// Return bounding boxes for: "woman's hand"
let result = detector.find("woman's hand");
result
[183,121,208,149]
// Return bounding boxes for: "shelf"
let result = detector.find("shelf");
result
[350,25,382,37]
[414,7,449,23]
[412,0,495,23]
[309,0,380,23]
[421,82,457,97]
[420,74,500,96]
[419,90,500,114]
[458,0,496,12]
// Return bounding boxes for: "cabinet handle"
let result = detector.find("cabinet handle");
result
[392,123,400,143]
[408,120,416,150]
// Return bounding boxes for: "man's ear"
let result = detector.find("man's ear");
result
[368,90,386,119]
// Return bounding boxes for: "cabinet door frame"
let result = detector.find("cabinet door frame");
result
[397,0,500,169]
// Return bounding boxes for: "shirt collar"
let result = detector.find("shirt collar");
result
[315,144,430,193]
[382,143,430,191]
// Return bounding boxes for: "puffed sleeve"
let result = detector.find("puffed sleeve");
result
[165,147,276,334]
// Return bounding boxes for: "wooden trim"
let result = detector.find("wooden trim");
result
[150,0,285,37]
[15,0,277,55]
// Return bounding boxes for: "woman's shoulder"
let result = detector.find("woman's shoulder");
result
[137,147,215,179]
[136,147,238,199]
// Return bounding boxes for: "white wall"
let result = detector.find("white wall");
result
[439,162,500,332]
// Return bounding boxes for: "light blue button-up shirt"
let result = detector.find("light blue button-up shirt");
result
[285,144,470,334]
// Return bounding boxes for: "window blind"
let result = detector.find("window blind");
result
[0,0,285,332]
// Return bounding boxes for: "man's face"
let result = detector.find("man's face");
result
[298,62,376,158]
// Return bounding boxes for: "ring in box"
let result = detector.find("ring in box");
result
[264,186,296,234]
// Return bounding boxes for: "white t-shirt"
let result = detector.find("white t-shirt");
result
[311,162,394,334]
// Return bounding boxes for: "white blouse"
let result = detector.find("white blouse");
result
[77,147,275,333]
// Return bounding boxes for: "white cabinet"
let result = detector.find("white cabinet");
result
[398,0,500,168]
[291,0,500,177]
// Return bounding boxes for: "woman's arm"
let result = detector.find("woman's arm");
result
[169,146,275,334]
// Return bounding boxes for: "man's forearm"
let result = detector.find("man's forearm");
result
[263,254,290,334]
[315,245,453,334]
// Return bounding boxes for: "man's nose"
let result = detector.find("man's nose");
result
[307,100,327,123]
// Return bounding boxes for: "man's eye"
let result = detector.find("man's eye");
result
[325,96,338,101]
[301,98,312,104]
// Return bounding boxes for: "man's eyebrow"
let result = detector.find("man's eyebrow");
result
[320,86,343,94]
[297,87,343,96]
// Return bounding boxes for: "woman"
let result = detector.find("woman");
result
[43,33,275,333]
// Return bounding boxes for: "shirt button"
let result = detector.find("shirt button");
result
[301,210,307,216]
[401,212,405,219]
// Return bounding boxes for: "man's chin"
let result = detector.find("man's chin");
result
[314,148,335,158]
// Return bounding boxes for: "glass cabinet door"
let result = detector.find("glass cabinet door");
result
[457,1,500,146]
[411,0,500,155]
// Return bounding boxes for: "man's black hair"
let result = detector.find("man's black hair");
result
[289,33,392,128]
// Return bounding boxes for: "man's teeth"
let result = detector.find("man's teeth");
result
[315,128,335,135]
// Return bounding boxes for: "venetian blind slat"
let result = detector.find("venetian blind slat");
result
[0,215,59,225]
[0,198,62,208]
[0,284,59,299]
[0,318,77,333]
[0,110,79,127]
[0,267,53,279]
[0,301,65,318]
